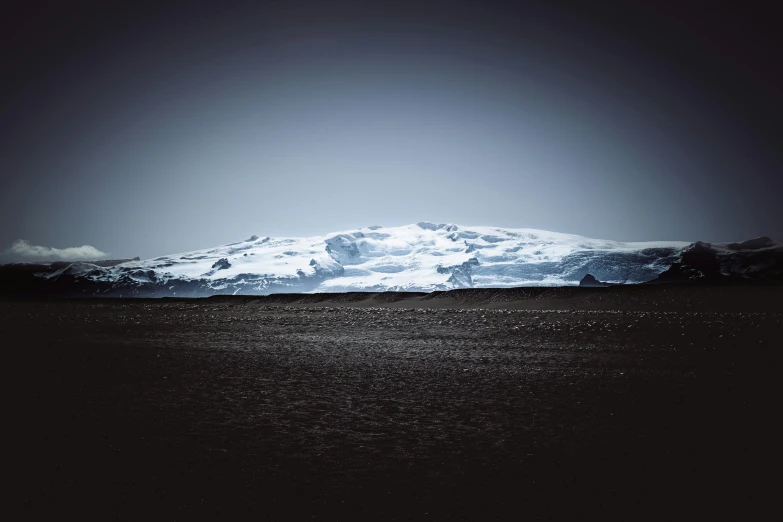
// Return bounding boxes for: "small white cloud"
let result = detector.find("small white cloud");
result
[5,239,108,261]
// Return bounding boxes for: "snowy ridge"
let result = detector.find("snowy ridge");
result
[56,223,696,296]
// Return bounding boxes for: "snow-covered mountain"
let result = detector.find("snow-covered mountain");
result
[14,223,779,297]
[32,223,693,296]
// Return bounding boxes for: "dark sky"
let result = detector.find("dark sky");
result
[1,0,781,261]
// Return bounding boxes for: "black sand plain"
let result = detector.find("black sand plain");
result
[6,284,781,520]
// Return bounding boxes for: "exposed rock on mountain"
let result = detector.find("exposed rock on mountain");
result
[579,274,610,287]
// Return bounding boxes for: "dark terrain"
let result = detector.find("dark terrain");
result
[6,285,781,520]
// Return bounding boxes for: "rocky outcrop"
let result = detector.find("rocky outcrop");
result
[211,258,231,271]
[579,274,610,287]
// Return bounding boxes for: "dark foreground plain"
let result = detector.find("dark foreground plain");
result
[6,285,781,520]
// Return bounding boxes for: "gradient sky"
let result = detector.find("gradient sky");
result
[1,0,781,261]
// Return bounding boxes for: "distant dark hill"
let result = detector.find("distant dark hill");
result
[726,236,775,250]
[649,239,783,283]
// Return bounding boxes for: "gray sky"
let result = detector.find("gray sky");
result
[2,1,781,261]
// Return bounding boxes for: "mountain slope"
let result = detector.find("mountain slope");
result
[650,237,783,283]
[29,223,691,296]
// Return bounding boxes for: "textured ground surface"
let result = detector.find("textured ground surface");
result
[6,287,781,520]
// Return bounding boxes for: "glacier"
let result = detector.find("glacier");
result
[37,223,699,296]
